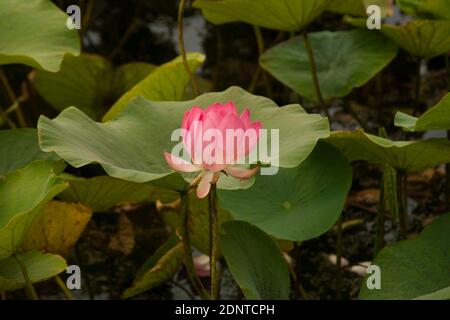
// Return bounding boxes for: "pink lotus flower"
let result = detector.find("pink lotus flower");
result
[164,101,261,198]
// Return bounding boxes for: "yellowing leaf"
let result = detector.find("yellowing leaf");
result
[22,200,92,257]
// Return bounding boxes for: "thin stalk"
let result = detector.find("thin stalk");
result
[291,243,309,300]
[74,242,94,300]
[109,0,142,59]
[13,254,39,300]
[209,183,220,300]
[335,215,343,300]
[397,170,408,239]
[374,179,385,256]
[55,275,75,300]
[0,69,26,127]
[446,130,450,212]
[252,26,272,97]
[178,0,201,96]
[0,104,17,128]
[413,58,422,116]
[216,261,224,299]
[247,67,262,93]
[302,32,329,118]
[82,0,95,35]
[344,98,369,132]
[212,26,224,91]
[180,191,209,299]
[376,73,384,126]
[445,55,450,211]
[171,280,196,300]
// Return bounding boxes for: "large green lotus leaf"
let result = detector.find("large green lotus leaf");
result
[159,190,231,254]
[413,286,450,300]
[360,213,450,299]
[103,53,205,122]
[58,175,179,212]
[111,62,158,93]
[327,129,450,171]
[38,86,330,188]
[260,29,398,102]
[0,251,67,291]
[0,129,59,177]
[345,17,450,59]
[193,0,328,32]
[218,142,351,241]
[220,220,290,300]
[122,234,183,299]
[0,161,68,259]
[0,0,80,72]
[398,0,450,20]
[395,93,450,132]
[327,0,393,17]
[33,54,156,120]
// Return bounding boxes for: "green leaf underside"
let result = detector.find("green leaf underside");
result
[345,17,450,59]
[0,251,67,291]
[395,93,450,132]
[220,221,290,300]
[397,0,450,20]
[260,29,398,102]
[360,213,450,299]
[413,286,450,300]
[102,53,205,122]
[0,161,68,259]
[0,128,59,177]
[122,234,183,299]
[327,0,393,18]
[327,129,450,171]
[193,0,329,31]
[38,86,330,189]
[33,53,157,120]
[59,175,179,212]
[219,142,352,241]
[0,0,80,71]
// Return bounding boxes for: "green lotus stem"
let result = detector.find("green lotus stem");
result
[397,169,408,239]
[170,280,196,300]
[343,99,368,132]
[335,214,343,300]
[74,243,94,300]
[13,253,39,300]
[289,244,309,300]
[82,0,95,35]
[180,191,209,300]
[55,275,75,300]
[0,69,26,128]
[302,32,330,118]
[374,177,386,256]
[446,143,450,212]
[413,58,423,116]
[0,104,17,129]
[178,0,201,96]
[252,26,273,97]
[247,67,262,93]
[446,55,450,211]
[209,183,220,300]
